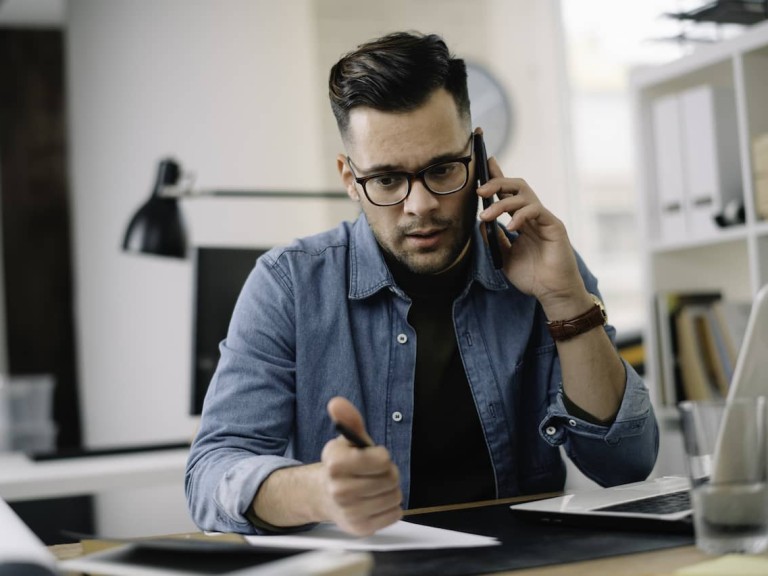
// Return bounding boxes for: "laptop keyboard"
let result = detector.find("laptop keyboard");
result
[595,490,691,515]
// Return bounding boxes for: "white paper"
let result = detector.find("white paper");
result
[245,520,499,551]
[0,497,58,572]
[60,546,374,576]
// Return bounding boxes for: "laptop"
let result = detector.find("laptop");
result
[509,283,768,532]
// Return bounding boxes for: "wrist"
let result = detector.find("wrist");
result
[546,293,607,342]
[540,290,593,322]
[253,463,327,527]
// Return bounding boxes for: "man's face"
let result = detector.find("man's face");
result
[338,89,477,275]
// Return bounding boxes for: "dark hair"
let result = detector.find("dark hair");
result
[328,31,470,137]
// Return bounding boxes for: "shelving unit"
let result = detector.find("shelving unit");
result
[631,21,768,474]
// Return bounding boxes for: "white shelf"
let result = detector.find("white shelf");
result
[648,225,749,254]
[632,20,768,436]
[0,448,188,502]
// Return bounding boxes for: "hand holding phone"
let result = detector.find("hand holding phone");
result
[474,133,503,269]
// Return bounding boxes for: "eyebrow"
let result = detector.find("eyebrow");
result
[356,141,471,175]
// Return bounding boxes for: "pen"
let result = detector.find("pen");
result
[335,422,372,448]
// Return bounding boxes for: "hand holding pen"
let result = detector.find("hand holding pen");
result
[321,396,403,536]
[335,421,372,449]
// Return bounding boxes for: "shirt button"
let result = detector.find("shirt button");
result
[397,333,408,344]
[392,411,403,422]
[568,419,577,427]
[545,426,557,436]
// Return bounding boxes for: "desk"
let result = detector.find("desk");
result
[0,448,189,502]
[49,496,728,576]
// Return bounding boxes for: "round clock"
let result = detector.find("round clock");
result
[466,62,514,158]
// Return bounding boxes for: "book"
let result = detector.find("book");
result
[657,291,753,403]
[711,298,752,368]
[696,307,730,397]
[676,304,721,400]
[656,291,721,404]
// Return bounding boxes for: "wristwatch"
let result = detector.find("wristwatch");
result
[547,294,607,342]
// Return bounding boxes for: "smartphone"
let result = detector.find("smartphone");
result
[474,133,503,269]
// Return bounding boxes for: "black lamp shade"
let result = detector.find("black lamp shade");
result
[122,159,187,258]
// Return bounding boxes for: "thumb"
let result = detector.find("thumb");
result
[327,397,374,446]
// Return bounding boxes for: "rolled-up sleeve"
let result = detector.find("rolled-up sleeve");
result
[185,254,306,534]
[538,358,659,486]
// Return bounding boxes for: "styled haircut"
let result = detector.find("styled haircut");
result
[328,31,470,138]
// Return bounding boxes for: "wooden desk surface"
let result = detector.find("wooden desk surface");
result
[48,495,730,576]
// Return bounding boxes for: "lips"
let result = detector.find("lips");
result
[405,228,445,248]
[407,229,441,237]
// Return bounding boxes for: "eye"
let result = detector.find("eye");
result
[427,162,460,180]
[370,173,406,190]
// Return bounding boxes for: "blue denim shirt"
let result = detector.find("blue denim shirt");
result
[185,214,658,534]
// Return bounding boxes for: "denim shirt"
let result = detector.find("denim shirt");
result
[185,214,659,534]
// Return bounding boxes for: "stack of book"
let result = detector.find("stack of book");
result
[755,132,768,220]
[656,291,751,404]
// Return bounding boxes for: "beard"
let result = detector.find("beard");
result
[373,191,479,275]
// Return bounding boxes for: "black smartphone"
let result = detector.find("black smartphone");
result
[474,133,503,269]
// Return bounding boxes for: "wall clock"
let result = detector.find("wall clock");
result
[466,62,514,158]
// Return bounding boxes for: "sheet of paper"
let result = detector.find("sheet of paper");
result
[675,554,768,575]
[245,520,499,551]
[0,498,58,573]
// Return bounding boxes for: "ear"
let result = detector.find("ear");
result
[337,154,360,202]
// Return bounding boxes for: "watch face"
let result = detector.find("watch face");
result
[590,293,608,322]
[466,62,513,158]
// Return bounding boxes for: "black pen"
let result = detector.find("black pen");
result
[335,422,372,448]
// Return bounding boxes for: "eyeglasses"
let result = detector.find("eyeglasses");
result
[347,134,474,207]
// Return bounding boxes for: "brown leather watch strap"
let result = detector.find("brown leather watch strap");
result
[547,299,607,342]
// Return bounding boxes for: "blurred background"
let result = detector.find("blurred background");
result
[0,0,762,540]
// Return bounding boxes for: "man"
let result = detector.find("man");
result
[185,31,658,537]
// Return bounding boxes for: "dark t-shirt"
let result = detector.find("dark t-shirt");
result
[384,249,495,508]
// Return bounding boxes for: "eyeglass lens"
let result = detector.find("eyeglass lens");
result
[364,161,468,205]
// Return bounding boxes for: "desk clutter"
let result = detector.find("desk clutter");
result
[53,501,696,576]
[0,374,57,454]
[675,554,768,575]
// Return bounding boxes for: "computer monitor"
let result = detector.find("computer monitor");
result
[191,246,267,415]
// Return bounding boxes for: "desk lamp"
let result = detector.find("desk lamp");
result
[122,158,186,258]
[122,158,347,259]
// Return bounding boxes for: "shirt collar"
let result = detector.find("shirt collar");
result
[348,214,509,300]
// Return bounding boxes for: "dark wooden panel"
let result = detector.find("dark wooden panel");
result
[0,29,82,450]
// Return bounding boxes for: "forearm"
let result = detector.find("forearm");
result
[252,463,328,528]
[556,328,626,421]
[542,292,626,422]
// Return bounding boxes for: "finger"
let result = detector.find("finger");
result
[478,175,534,201]
[487,156,504,180]
[324,443,396,477]
[506,203,543,231]
[327,396,374,446]
[340,502,404,537]
[333,485,403,532]
[477,221,513,252]
[328,472,401,505]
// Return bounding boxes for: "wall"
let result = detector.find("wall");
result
[315,0,573,225]
[66,0,336,535]
[0,161,6,377]
[66,0,573,535]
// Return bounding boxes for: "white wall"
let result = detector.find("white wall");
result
[315,0,572,224]
[66,0,338,535]
[66,0,573,534]
[67,0,330,450]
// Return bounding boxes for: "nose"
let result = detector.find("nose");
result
[403,178,440,216]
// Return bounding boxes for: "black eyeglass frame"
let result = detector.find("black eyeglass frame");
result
[347,134,476,207]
